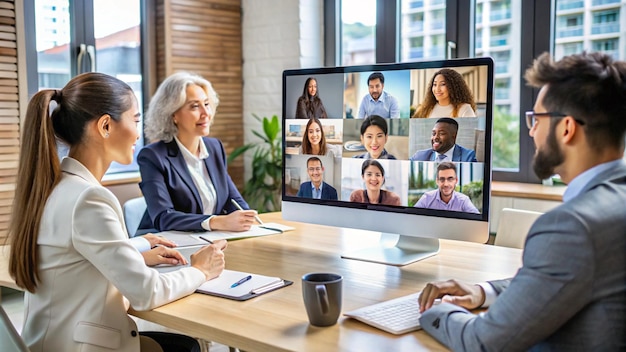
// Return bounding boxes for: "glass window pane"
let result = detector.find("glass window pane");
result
[93,0,143,173]
[555,0,626,162]
[400,0,447,61]
[35,0,71,90]
[475,0,522,170]
[554,0,625,61]
[341,0,376,65]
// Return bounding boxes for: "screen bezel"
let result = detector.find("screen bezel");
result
[281,57,494,224]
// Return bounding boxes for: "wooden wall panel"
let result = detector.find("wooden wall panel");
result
[0,0,16,242]
[154,0,244,188]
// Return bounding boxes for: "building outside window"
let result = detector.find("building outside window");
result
[328,0,626,181]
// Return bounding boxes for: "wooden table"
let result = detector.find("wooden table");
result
[492,181,566,201]
[130,212,523,352]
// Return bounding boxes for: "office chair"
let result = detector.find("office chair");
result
[123,196,147,238]
[494,208,543,249]
[0,305,30,352]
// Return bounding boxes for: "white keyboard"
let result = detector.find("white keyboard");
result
[344,293,422,335]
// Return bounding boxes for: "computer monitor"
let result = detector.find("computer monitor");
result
[282,57,493,266]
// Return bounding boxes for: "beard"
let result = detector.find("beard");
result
[532,126,565,180]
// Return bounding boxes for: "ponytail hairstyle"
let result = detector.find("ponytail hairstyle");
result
[9,72,134,292]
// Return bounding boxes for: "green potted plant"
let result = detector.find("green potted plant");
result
[228,114,282,213]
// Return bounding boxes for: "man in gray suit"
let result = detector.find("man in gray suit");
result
[417,52,626,351]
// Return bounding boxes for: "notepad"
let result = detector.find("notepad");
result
[158,222,295,243]
[196,269,292,300]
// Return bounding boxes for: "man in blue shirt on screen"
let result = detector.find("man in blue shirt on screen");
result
[357,72,400,119]
[414,162,479,213]
[296,157,338,200]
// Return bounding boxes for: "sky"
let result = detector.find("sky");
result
[342,0,376,26]
[93,0,140,38]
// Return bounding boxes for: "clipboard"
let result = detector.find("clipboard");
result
[195,269,293,301]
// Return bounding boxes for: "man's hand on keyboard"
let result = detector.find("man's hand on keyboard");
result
[418,279,485,313]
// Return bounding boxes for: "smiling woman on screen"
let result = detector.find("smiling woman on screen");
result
[349,159,401,206]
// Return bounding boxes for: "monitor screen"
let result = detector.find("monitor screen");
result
[282,57,493,266]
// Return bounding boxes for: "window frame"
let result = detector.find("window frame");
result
[324,0,554,183]
[23,0,153,176]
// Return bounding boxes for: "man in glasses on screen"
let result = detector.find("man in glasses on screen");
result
[417,52,626,351]
[413,162,479,213]
[296,157,338,200]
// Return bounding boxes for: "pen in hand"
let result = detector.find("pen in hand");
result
[199,236,213,244]
[230,198,263,225]
[230,275,252,288]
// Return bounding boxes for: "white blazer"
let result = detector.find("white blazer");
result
[22,158,206,352]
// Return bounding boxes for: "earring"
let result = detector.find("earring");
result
[105,132,109,138]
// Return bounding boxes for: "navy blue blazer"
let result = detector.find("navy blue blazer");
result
[409,144,477,162]
[137,137,249,233]
[296,181,338,200]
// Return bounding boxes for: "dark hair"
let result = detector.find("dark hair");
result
[368,72,385,85]
[437,161,458,177]
[9,72,134,292]
[307,156,323,168]
[360,115,388,135]
[525,52,626,149]
[361,159,385,177]
[414,68,476,118]
[302,77,319,99]
[301,117,327,155]
[435,117,459,133]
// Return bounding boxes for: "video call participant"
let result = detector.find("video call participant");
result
[138,72,258,233]
[296,157,338,200]
[413,68,476,118]
[410,117,477,162]
[299,117,342,157]
[9,72,227,352]
[357,72,400,119]
[418,52,626,350]
[414,162,479,213]
[349,160,401,206]
[354,115,397,160]
[295,77,328,119]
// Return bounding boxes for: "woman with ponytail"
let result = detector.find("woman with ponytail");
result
[8,72,227,352]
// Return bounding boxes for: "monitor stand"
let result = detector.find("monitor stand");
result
[341,233,440,266]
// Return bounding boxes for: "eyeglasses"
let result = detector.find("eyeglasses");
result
[525,111,585,130]
[307,167,322,172]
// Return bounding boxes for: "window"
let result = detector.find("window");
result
[400,0,446,61]
[341,0,376,65]
[592,10,620,34]
[25,0,146,174]
[327,0,626,182]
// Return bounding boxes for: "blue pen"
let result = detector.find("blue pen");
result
[230,275,252,288]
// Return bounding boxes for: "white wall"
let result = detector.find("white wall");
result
[241,0,324,180]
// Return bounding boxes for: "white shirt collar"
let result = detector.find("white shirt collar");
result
[174,136,209,160]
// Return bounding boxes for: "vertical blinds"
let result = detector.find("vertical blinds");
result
[0,0,18,243]
[156,0,244,188]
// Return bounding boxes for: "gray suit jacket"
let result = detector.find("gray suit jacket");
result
[420,161,626,351]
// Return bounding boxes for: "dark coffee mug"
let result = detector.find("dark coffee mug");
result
[302,272,343,327]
